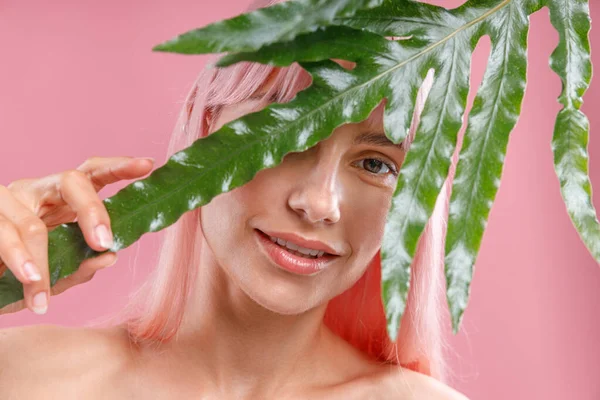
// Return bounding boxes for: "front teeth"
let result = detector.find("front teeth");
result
[270,236,326,258]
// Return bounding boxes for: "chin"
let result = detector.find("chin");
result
[236,268,325,315]
[252,294,313,315]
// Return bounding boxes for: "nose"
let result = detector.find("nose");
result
[287,149,341,225]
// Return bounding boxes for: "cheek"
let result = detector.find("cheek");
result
[200,173,278,259]
[347,191,392,257]
[200,188,250,263]
[203,166,278,226]
[202,192,244,229]
[328,193,391,298]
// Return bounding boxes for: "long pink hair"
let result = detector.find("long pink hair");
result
[89,0,458,385]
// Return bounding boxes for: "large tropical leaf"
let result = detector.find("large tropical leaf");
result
[1,0,596,343]
[443,1,531,333]
[152,0,383,55]
[547,0,600,263]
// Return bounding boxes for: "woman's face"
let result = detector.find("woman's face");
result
[200,85,405,315]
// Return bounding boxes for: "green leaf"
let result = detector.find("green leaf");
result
[381,26,473,339]
[445,1,530,333]
[334,0,459,40]
[152,0,383,55]
[547,0,600,263]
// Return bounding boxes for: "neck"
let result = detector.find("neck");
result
[160,235,335,398]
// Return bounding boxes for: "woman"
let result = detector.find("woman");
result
[0,0,466,398]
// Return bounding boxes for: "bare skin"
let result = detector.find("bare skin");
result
[0,325,466,399]
[0,62,469,399]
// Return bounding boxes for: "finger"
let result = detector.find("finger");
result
[50,251,117,296]
[76,156,155,191]
[0,185,50,315]
[58,170,115,252]
[11,157,155,217]
[0,214,42,284]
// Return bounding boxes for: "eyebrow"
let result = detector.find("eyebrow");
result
[353,131,404,150]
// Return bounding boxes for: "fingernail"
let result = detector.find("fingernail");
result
[32,291,48,315]
[140,157,155,163]
[95,224,113,249]
[23,261,42,282]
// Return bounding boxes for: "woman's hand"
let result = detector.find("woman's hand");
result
[0,156,154,316]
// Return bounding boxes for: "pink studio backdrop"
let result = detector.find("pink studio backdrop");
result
[1,1,599,398]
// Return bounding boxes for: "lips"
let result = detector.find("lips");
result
[258,229,341,256]
[255,229,339,275]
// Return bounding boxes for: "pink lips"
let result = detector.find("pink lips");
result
[259,229,340,256]
[255,229,338,275]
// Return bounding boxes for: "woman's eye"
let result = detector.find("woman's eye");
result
[356,158,398,176]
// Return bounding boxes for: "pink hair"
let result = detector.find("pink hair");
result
[88,0,458,385]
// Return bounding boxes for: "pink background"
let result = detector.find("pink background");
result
[1,0,599,398]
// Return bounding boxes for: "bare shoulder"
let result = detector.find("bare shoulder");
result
[0,324,133,398]
[369,365,470,400]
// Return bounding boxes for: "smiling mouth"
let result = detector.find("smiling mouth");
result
[254,229,338,275]
[255,230,328,259]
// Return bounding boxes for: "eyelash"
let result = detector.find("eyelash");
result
[355,157,399,177]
